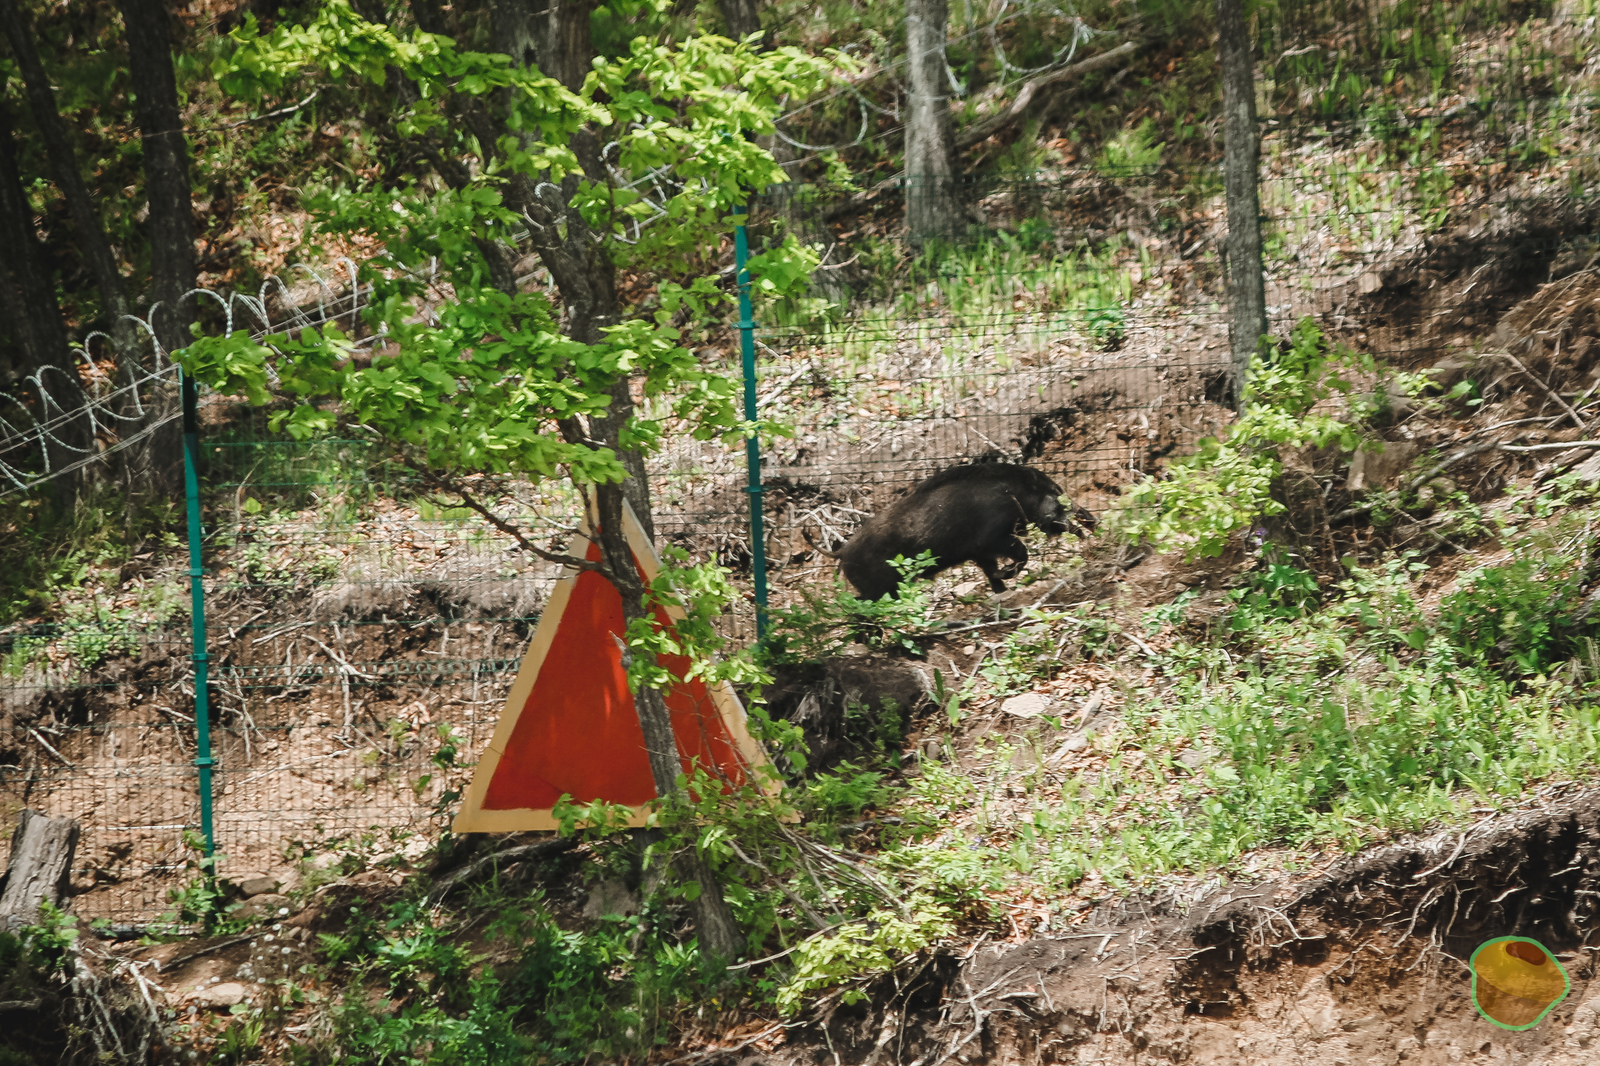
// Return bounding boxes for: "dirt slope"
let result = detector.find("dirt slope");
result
[754,790,1600,1066]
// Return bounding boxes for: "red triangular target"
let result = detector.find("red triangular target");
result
[453,498,769,832]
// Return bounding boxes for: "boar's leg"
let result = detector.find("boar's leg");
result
[974,556,1009,592]
[995,536,1029,579]
[976,536,1029,591]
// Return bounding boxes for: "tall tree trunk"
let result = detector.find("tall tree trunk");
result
[904,0,959,247]
[117,0,197,359]
[726,0,847,304]
[532,0,596,90]
[718,0,762,40]
[1,0,139,374]
[591,481,744,963]
[117,0,197,499]
[0,100,90,496]
[2,0,154,510]
[1216,0,1266,412]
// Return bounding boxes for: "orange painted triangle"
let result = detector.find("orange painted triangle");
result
[453,497,771,832]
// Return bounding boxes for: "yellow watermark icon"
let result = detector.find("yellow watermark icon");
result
[1470,936,1569,1030]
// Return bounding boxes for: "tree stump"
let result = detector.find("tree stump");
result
[0,809,80,928]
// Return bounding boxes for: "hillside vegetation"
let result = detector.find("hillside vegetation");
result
[6,1,1600,1064]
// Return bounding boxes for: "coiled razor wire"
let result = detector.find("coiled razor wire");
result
[0,258,367,496]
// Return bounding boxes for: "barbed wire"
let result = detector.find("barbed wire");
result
[3,53,1595,497]
[0,260,368,497]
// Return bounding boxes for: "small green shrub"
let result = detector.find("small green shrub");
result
[760,551,942,663]
[803,763,900,820]
[1110,319,1430,559]
[1226,562,1321,631]
[162,832,246,934]
[1096,118,1165,177]
[1437,548,1600,676]
[774,899,952,1015]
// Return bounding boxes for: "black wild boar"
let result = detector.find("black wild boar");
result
[820,463,1089,601]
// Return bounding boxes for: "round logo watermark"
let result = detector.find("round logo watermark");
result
[1470,936,1569,1031]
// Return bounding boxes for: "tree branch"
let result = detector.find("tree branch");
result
[406,463,603,573]
[823,42,1139,222]
[224,90,322,129]
[1494,351,1586,430]
[954,41,1140,151]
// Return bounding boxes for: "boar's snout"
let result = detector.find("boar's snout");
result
[1036,494,1073,534]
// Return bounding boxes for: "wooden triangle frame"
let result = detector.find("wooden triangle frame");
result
[452,496,770,833]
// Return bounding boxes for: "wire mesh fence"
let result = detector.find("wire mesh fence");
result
[5,15,1600,922]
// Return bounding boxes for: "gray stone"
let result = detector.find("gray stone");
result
[239,876,280,898]
[1048,733,1089,763]
[194,982,248,1009]
[237,893,292,921]
[581,880,639,920]
[1177,748,1208,771]
[1571,451,1600,484]
[1346,440,1420,493]
[1001,693,1052,718]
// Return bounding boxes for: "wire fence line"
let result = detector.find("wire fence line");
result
[3,39,1600,922]
[0,259,374,496]
[1,72,1593,496]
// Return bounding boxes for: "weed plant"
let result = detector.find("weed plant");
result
[891,535,1600,902]
[0,489,182,629]
[757,552,945,664]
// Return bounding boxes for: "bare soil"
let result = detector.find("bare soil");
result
[750,790,1600,1066]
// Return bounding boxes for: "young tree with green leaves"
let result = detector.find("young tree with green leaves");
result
[179,0,837,961]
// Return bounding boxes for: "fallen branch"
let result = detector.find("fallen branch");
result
[1498,440,1600,453]
[160,933,256,973]
[26,728,72,767]
[724,838,833,932]
[1330,439,1504,523]
[955,42,1140,150]
[425,838,577,906]
[1494,351,1586,429]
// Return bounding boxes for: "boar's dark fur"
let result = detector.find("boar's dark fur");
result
[832,463,1084,601]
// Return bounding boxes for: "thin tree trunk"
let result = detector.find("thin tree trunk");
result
[1,0,156,511]
[904,0,959,247]
[1216,0,1266,412]
[1,0,139,374]
[533,0,597,89]
[117,0,198,500]
[0,101,90,495]
[718,0,762,40]
[727,0,847,304]
[117,0,197,358]
[469,0,740,958]
[592,481,744,963]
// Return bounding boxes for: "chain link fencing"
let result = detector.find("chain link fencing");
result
[3,18,1599,924]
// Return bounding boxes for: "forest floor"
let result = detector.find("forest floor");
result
[11,4,1600,1064]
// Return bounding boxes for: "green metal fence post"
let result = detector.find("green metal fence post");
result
[733,206,769,640]
[181,369,217,857]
